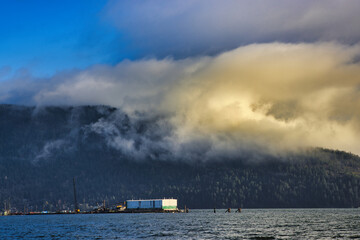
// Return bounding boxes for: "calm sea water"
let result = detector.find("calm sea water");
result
[1,209,359,239]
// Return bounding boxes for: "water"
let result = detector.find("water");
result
[1,209,359,239]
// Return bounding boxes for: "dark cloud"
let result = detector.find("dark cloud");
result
[102,0,360,58]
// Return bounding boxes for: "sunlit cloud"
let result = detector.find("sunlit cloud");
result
[2,42,360,156]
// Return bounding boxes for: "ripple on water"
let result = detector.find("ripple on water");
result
[0,209,359,239]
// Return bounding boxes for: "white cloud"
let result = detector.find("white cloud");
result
[2,42,360,156]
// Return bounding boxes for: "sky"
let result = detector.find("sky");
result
[2,0,360,156]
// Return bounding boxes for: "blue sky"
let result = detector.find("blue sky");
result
[0,0,121,78]
[2,0,360,80]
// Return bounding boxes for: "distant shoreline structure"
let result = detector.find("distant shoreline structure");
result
[2,198,182,215]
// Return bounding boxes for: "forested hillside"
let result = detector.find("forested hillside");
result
[0,105,359,212]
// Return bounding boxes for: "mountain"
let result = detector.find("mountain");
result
[0,104,359,212]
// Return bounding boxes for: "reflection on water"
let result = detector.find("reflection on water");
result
[1,209,359,239]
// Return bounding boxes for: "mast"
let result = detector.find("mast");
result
[73,177,79,213]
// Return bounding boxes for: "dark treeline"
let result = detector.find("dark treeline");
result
[0,105,359,211]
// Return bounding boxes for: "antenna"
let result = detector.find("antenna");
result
[73,177,79,213]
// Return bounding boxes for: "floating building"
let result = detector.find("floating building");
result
[126,199,178,212]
